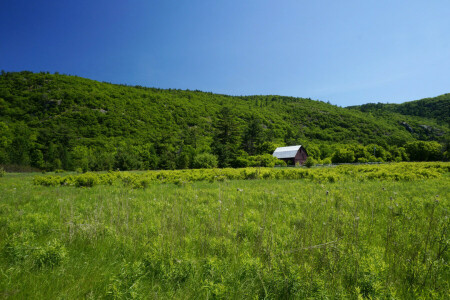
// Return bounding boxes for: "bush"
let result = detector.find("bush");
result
[332,148,355,163]
[33,162,450,187]
[33,175,61,186]
[0,167,5,177]
[304,157,316,168]
[405,141,443,161]
[322,157,332,165]
[74,173,99,187]
[234,157,250,168]
[275,159,287,167]
[357,157,368,163]
[193,153,218,169]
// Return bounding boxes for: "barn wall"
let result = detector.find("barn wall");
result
[294,148,308,165]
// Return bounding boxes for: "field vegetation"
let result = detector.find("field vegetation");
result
[33,162,449,188]
[1,163,449,299]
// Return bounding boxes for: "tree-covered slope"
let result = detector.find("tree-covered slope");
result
[347,94,450,125]
[0,71,448,170]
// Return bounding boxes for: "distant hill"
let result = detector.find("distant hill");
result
[347,94,450,125]
[0,71,448,170]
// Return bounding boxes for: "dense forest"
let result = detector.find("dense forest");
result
[0,71,448,171]
[348,93,450,126]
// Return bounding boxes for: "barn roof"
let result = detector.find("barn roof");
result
[272,145,302,159]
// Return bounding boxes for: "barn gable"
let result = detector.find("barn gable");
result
[272,145,308,165]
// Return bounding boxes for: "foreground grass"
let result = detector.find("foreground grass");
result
[0,164,449,299]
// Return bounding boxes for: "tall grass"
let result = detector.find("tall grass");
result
[0,163,449,298]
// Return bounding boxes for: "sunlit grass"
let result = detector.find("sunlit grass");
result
[1,163,449,299]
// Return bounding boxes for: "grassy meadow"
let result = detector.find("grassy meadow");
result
[0,163,449,299]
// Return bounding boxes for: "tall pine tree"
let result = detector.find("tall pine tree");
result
[213,107,240,167]
[242,115,264,155]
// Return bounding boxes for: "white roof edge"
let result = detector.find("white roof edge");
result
[273,145,302,152]
[272,145,303,159]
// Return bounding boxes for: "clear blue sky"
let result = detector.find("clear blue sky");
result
[1,0,449,106]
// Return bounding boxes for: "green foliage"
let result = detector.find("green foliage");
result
[275,158,287,167]
[114,145,141,171]
[0,71,448,173]
[322,157,332,165]
[350,93,450,125]
[405,141,443,161]
[33,239,67,269]
[33,162,449,187]
[106,262,145,299]
[3,232,66,269]
[241,115,264,155]
[304,156,316,168]
[0,72,450,172]
[233,156,250,168]
[193,153,218,169]
[247,154,280,167]
[213,107,241,168]
[1,165,449,298]
[74,172,99,187]
[0,166,5,177]
[332,148,355,163]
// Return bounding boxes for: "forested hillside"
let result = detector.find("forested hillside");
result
[0,71,448,171]
[348,94,450,125]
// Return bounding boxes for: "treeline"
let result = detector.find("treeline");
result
[308,141,446,164]
[0,71,449,171]
[1,119,446,172]
[0,107,285,171]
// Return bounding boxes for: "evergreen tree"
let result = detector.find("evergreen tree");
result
[213,107,241,168]
[242,116,264,155]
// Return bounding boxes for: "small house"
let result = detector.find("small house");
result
[272,145,308,165]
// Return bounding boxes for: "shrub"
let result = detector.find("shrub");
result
[248,154,279,167]
[131,178,150,189]
[33,175,61,186]
[322,157,332,165]
[74,173,99,187]
[405,141,443,161]
[275,159,287,167]
[194,153,218,169]
[0,167,5,177]
[33,239,67,268]
[234,156,250,168]
[33,162,450,187]
[304,157,316,168]
[332,148,355,163]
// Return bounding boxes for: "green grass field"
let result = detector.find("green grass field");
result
[1,163,449,299]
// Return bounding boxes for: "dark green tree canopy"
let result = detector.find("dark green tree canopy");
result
[0,71,448,171]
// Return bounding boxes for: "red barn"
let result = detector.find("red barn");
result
[272,145,308,165]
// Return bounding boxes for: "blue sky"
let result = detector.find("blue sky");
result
[1,0,449,106]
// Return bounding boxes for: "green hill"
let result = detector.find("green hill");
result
[347,94,450,125]
[0,71,448,170]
